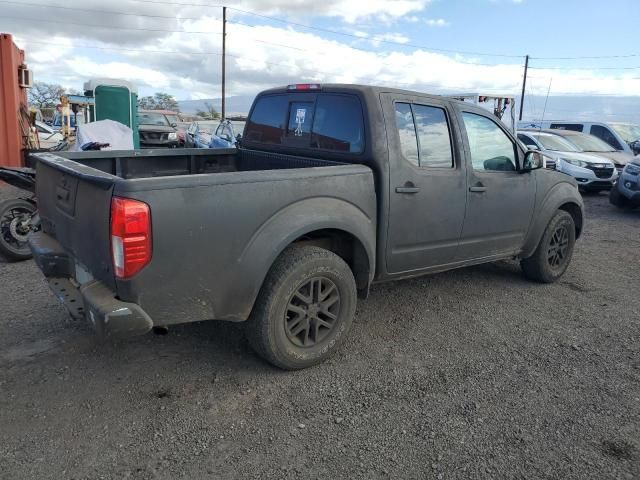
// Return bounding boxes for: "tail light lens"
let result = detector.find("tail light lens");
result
[110,196,152,279]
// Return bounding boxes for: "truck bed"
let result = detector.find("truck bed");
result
[39,147,349,179]
[32,147,376,329]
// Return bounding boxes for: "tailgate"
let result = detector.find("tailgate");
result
[35,153,117,289]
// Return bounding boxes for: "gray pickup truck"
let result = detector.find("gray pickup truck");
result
[29,84,584,369]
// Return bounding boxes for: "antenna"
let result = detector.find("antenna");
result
[540,78,553,129]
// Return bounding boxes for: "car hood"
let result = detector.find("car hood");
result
[579,150,633,166]
[138,125,176,133]
[550,150,615,166]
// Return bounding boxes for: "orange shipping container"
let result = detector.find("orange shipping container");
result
[0,33,29,168]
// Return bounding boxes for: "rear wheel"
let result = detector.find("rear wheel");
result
[0,198,36,261]
[521,210,576,283]
[245,245,357,370]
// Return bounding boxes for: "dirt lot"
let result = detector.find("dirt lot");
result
[0,187,638,480]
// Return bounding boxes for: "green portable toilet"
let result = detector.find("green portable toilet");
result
[83,78,139,148]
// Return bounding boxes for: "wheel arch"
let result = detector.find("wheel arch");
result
[235,197,376,320]
[521,182,584,259]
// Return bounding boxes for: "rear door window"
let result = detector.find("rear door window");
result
[412,104,453,168]
[394,103,419,167]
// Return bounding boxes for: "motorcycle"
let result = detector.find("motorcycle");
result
[0,167,39,261]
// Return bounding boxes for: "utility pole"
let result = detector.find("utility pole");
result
[221,6,226,120]
[519,54,529,121]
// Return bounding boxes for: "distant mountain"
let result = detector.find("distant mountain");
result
[178,93,640,124]
[178,96,255,115]
[518,95,640,124]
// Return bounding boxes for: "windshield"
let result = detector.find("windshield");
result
[532,134,579,152]
[610,123,640,143]
[196,122,217,134]
[165,114,181,125]
[138,112,170,126]
[561,133,615,152]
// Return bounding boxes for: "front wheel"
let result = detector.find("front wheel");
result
[245,245,357,370]
[521,210,576,283]
[0,198,36,261]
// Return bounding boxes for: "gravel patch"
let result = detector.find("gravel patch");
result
[0,187,638,479]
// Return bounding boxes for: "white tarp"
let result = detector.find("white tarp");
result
[72,119,134,151]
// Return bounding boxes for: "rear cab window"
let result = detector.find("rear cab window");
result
[245,92,365,155]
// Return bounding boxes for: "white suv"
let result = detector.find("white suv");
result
[518,130,618,193]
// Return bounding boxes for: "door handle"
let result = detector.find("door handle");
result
[396,186,420,194]
[469,185,487,193]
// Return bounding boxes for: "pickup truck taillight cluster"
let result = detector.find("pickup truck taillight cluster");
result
[110,197,152,279]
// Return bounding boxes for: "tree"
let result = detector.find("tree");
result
[28,82,65,109]
[195,102,220,120]
[138,92,180,112]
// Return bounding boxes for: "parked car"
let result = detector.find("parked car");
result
[137,110,180,148]
[609,122,640,156]
[34,120,64,149]
[609,159,640,208]
[534,128,633,171]
[518,129,617,192]
[518,120,638,157]
[185,120,242,148]
[29,84,583,369]
[184,121,219,148]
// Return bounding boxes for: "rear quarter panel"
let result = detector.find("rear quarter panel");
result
[113,165,376,324]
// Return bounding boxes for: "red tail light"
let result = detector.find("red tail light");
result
[287,83,321,91]
[110,197,152,279]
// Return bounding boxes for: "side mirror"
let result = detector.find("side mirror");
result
[171,123,178,128]
[522,150,544,172]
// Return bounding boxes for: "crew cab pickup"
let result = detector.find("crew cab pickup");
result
[30,84,584,369]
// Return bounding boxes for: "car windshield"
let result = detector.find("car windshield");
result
[532,134,579,152]
[196,122,217,134]
[610,123,640,143]
[165,114,181,125]
[138,112,170,126]
[560,133,615,152]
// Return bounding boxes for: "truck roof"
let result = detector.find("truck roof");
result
[259,83,466,106]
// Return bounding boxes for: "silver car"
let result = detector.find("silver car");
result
[518,130,618,192]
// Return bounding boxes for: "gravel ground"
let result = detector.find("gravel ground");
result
[0,185,638,480]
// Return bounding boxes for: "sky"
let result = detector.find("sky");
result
[1,0,639,118]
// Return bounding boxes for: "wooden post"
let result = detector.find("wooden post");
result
[519,55,529,121]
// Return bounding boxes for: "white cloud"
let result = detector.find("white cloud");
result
[3,0,638,104]
[425,18,450,27]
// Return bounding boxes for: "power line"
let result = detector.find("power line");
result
[531,53,640,60]
[0,0,216,21]
[529,65,640,71]
[1,15,222,35]
[21,39,303,71]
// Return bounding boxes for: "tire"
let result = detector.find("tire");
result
[609,187,629,208]
[245,245,357,370]
[521,210,576,284]
[0,198,36,261]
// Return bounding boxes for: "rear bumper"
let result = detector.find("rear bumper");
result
[29,232,153,337]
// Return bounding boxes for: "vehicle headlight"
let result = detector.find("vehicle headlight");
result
[624,163,640,175]
[560,157,588,168]
[168,132,177,140]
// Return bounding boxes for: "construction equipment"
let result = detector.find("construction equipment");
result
[444,93,517,133]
